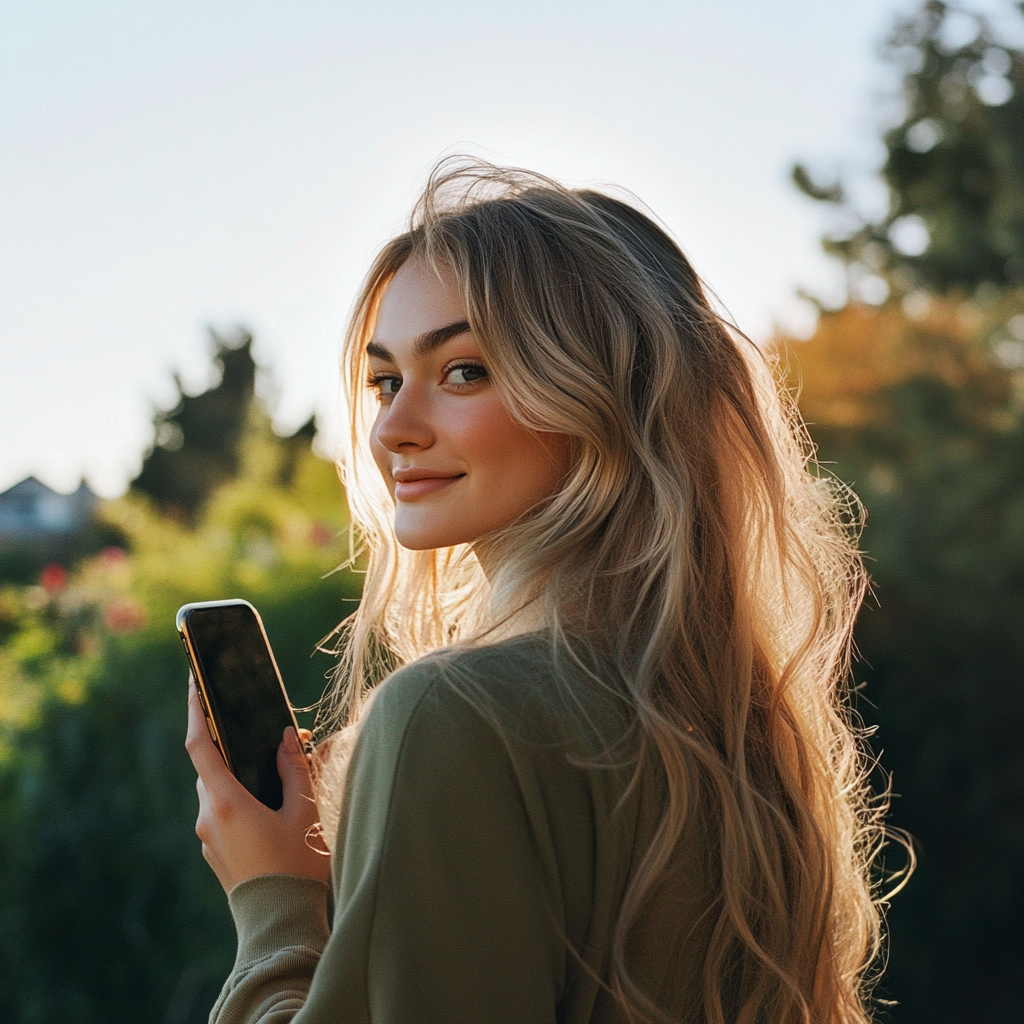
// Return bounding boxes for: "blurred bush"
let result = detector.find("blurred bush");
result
[788,2,1023,1020]
[0,343,360,1023]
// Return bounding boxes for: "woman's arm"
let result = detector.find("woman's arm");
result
[303,664,567,1023]
[209,873,331,1024]
[185,679,333,1023]
[191,660,574,1024]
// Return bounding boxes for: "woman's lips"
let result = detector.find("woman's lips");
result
[393,475,463,501]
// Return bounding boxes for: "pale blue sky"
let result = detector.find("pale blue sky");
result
[2,0,1014,495]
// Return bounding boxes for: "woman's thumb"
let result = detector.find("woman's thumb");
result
[277,727,314,805]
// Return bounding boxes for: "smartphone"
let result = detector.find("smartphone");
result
[176,599,301,810]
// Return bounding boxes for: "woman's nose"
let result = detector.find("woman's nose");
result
[373,389,435,452]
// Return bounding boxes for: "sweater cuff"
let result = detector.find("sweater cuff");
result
[227,874,331,970]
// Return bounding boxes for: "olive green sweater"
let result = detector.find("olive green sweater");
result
[210,635,714,1023]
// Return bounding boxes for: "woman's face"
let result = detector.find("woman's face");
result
[367,258,569,553]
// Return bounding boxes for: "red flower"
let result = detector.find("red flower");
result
[40,563,68,592]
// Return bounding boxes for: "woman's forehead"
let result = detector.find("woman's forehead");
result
[372,259,466,346]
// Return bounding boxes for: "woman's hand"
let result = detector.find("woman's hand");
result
[185,677,331,893]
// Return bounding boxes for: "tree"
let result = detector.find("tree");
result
[793,0,1024,300]
[788,3,1024,1021]
[132,329,258,521]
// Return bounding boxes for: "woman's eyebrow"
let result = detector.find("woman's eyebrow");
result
[366,320,472,362]
[415,319,472,356]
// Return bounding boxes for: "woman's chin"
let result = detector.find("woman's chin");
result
[394,525,472,551]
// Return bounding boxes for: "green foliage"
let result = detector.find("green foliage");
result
[0,388,360,1022]
[805,359,1023,1021]
[790,3,1024,1020]
[793,0,1024,298]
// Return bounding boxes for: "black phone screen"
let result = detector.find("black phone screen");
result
[185,603,292,809]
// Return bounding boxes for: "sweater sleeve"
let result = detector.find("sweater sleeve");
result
[210,874,331,1024]
[211,660,569,1024]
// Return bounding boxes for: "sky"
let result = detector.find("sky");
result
[1,0,1013,496]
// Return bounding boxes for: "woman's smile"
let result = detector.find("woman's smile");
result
[392,469,465,501]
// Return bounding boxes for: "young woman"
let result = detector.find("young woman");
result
[186,160,887,1023]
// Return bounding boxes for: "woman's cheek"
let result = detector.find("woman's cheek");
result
[369,423,395,495]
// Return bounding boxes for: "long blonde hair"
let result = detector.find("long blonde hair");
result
[322,159,888,1023]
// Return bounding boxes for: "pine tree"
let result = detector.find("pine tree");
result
[132,329,257,520]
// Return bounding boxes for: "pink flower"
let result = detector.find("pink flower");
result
[101,546,128,566]
[104,598,147,634]
[310,522,333,547]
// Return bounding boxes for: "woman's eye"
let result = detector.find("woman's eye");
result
[446,364,488,386]
[369,374,401,397]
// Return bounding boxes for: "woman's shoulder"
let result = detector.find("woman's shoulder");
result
[367,631,631,753]
[339,634,610,854]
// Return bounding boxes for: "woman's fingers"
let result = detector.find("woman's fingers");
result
[194,760,237,845]
[184,678,231,780]
[195,774,214,843]
[277,727,316,808]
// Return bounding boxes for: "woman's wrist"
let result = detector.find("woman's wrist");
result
[228,874,331,967]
